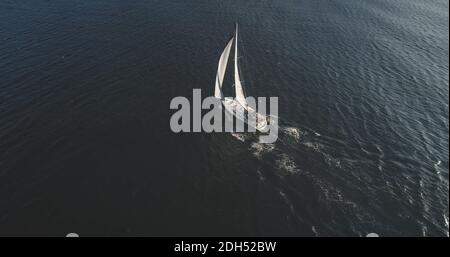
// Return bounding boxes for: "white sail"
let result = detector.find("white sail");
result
[234,24,248,107]
[214,37,234,99]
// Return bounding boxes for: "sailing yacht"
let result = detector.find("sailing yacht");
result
[214,24,269,132]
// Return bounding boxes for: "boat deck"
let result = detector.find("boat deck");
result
[222,98,268,132]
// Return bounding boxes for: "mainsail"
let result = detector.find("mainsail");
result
[214,37,234,99]
[234,24,248,107]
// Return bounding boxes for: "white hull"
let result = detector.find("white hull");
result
[222,98,268,132]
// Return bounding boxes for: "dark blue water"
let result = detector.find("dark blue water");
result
[0,0,448,236]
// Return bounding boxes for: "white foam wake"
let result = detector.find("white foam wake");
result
[276,153,300,175]
[250,142,275,159]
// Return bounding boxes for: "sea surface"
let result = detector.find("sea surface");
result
[0,0,448,236]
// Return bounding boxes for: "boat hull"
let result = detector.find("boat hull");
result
[222,98,268,132]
